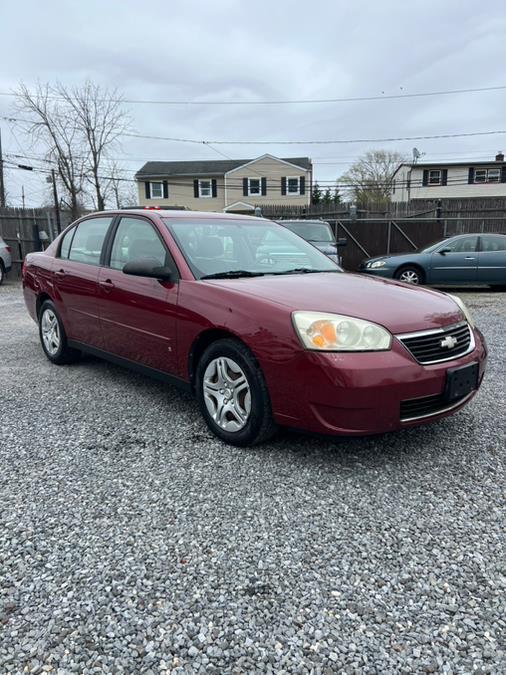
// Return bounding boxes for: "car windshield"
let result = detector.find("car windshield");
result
[163,218,340,280]
[282,221,335,242]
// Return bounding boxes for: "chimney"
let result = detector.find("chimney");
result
[495,151,504,162]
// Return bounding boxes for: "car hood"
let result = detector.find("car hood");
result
[206,272,463,334]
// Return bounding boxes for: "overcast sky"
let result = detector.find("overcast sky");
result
[1,0,506,207]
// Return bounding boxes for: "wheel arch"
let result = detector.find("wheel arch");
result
[188,328,251,390]
[36,292,53,320]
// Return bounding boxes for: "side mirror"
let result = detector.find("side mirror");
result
[439,248,451,255]
[336,238,347,247]
[123,260,173,280]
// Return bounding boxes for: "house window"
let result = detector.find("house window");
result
[248,178,261,196]
[150,182,163,199]
[475,168,500,183]
[287,176,301,194]
[199,179,212,198]
[428,170,442,185]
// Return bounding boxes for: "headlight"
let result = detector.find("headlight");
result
[446,294,475,328]
[292,311,392,351]
[367,260,387,269]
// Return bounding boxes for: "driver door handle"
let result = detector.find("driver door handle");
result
[55,268,66,278]
[465,256,476,260]
[99,278,115,293]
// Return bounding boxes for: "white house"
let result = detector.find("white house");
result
[391,152,506,202]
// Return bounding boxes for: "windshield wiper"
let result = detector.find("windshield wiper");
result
[271,268,335,275]
[201,270,266,280]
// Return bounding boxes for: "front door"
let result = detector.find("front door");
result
[429,235,478,284]
[97,216,179,374]
[477,234,506,284]
[53,216,113,347]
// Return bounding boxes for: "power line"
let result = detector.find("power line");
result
[2,84,506,106]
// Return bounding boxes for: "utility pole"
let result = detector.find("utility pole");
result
[21,185,25,208]
[0,127,5,207]
[51,169,61,234]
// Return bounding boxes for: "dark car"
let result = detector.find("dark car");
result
[360,233,506,289]
[278,220,345,265]
[23,209,486,446]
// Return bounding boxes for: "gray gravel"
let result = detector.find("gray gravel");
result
[0,280,505,674]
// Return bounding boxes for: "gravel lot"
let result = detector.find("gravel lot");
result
[0,280,504,674]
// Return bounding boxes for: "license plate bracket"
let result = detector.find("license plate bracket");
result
[444,362,479,402]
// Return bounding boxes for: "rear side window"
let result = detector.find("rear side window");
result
[59,227,75,259]
[68,217,112,265]
[480,235,506,252]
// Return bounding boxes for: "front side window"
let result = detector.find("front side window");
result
[287,177,301,194]
[199,180,212,198]
[164,218,339,280]
[440,236,478,253]
[150,182,163,199]
[428,170,442,185]
[68,217,112,265]
[248,178,261,196]
[109,217,169,270]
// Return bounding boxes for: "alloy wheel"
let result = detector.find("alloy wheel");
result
[203,357,251,432]
[41,309,61,356]
[399,269,420,284]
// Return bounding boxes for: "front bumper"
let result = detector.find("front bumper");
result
[268,328,487,436]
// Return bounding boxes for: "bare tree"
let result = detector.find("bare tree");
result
[57,81,129,210]
[15,82,87,220]
[102,161,137,208]
[339,150,406,207]
[15,80,129,215]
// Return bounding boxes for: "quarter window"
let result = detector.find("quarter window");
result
[199,180,212,198]
[68,217,112,265]
[59,227,75,258]
[109,217,169,270]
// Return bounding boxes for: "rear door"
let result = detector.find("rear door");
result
[53,216,114,347]
[97,215,179,374]
[429,235,478,284]
[477,234,506,284]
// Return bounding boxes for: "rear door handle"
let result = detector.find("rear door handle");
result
[99,278,115,293]
[465,256,476,260]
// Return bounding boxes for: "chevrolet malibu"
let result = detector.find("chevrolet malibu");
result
[22,209,487,446]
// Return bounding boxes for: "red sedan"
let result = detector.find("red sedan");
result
[23,209,487,446]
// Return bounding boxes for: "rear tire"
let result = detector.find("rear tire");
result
[196,338,277,446]
[38,300,80,365]
[395,265,424,285]
[0,262,4,286]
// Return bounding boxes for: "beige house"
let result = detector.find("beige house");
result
[391,152,506,202]
[135,154,312,212]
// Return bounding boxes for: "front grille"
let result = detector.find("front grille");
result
[398,322,473,365]
[400,392,470,421]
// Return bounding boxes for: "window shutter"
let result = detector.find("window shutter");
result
[163,180,169,199]
[468,167,475,184]
[194,180,199,198]
[422,170,428,186]
[261,177,267,196]
[281,177,287,195]
[441,169,448,186]
[145,182,150,199]
[300,176,305,195]
[243,178,248,196]
[501,166,506,183]
[211,179,217,197]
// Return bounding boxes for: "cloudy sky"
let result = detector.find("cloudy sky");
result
[1,0,506,207]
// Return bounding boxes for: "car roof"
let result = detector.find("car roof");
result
[95,208,270,223]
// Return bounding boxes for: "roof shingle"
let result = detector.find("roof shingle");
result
[135,156,312,178]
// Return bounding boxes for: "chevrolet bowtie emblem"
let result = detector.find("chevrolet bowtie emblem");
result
[440,335,458,349]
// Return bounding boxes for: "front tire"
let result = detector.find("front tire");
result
[39,300,80,364]
[395,265,424,285]
[0,262,4,286]
[196,339,277,446]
